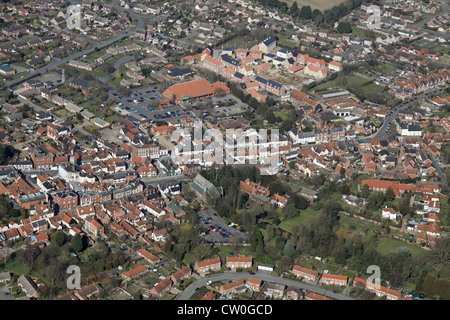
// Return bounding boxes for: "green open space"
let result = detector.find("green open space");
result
[278,207,320,233]
[1,259,53,288]
[351,26,382,39]
[311,75,383,93]
[376,238,428,258]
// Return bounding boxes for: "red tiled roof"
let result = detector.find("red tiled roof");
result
[293,265,318,276]
[197,257,221,268]
[290,89,308,102]
[122,265,148,279]
[163,78,227,101]
[321,273,348,281]
[221,279,245,291]
[305,292,333,300]
[201,292,216,300]
[226,256,252,263]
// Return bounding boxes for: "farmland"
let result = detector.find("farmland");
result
[283,0,348,11]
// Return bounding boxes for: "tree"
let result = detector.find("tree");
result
[251,230,265,258]
[52,231,66,246]
[340,167,346,178]
[321,198,341,223]
[398,195,411,216]
[0,145,17,165]
[337,22,352,34]
[115,70,122,79]
[267,180,286,195]
[289,1,299,17]
[100,62,115,74]
[72,233,86,253]
[282,203,299,219]
[312,9,323,22]
[288,194,309,210]
[280,118,295,132]
[361,184,370,198]
[299,5,312,19]
[266,110,278,124]
[278,255,294,272]
[385,187,396,203]
[265,244,280,260]
[289,161,296,170]
[428,238,450,268]
[192,243,215,261]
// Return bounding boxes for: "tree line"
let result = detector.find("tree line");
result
[255,0,379,27]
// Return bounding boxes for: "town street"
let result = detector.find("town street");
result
[175,271,355,300]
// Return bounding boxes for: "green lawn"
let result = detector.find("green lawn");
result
[53,108,68,118]
[1,259,52,287]
[374,62,398,74]
[351,27,382,39]
[274,110,290,121]
[376,238,428,258]
[315,75,384,93]
[216,244,251,258]
[279,207,319,233]
[341,269,356,278]
[297,256,325,270]
[310,75,387,102]
[323,263,341,273]
[277,36,299,50]
[332,194,348,209]
[182,253,196,267]
[310,75,369,91]
[219,35,255,50]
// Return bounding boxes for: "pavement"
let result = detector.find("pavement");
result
[0,286,14,301]
[198,207,249,244]
[365,87,447,140]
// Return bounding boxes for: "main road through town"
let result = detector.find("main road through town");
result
[175,271,355,300]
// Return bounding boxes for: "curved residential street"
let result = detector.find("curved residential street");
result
[175,271,355,300]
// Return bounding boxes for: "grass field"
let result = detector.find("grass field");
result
[220,35,257,50]
[284,0,348,11]
[277,34,300,50]
[376,238,428,258]
[297,256,325,270]
[351,26,382,39]
[311,75,385,97]
[279,207,319,232]
[1,259,52,287]
[275,110,290,121]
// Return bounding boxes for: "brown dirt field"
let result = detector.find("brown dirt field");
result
[284,0,347,12]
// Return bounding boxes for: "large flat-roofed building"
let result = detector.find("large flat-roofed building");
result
[163,78,230,102]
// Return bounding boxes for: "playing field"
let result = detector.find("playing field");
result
[284,0,347,11]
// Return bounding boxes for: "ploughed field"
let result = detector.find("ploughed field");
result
[284,0,347,11]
